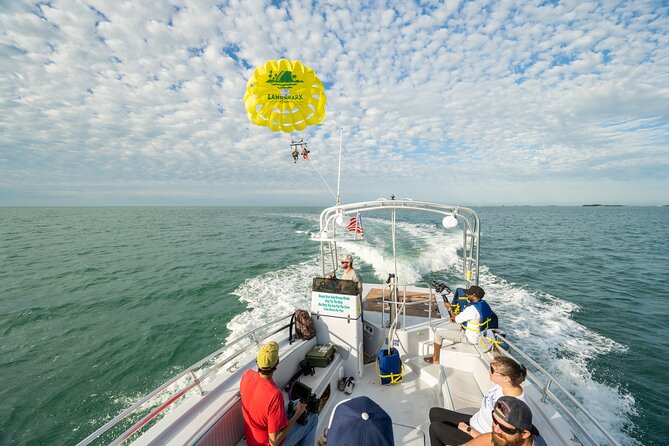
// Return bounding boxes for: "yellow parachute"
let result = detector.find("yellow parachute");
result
[244,59,326,133]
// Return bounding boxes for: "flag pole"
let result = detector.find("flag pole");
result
[354,211,359,240]
[335,127,343,205]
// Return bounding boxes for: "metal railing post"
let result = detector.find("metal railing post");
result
[541,378,552,403]
[190,371,205,396]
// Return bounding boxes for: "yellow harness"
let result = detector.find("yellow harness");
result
[460,318,505,348]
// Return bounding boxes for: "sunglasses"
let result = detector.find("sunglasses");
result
[492,415,521,435]
[340,261,349,265]
[490,365,503,375]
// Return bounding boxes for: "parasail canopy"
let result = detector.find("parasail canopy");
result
[244,59,326,133]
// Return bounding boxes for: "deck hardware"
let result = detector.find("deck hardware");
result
[190,371,206,396]
[541,378,553,403]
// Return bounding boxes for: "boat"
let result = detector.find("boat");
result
[77,198,621,446]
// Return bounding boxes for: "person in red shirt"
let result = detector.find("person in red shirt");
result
[240,341,318,446]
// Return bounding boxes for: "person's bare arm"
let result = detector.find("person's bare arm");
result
[268,402,307,446]
[457,422,482,438]
[460,432,492,446]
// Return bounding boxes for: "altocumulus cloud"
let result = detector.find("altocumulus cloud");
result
[0,0,668,205]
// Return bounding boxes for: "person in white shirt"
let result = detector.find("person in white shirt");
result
[424,285,492,365]
[428,357,527,445]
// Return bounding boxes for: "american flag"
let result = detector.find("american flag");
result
[347,214,363,237]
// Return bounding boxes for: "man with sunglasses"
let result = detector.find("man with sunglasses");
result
[340,254,362,300]
[456,396,546,446]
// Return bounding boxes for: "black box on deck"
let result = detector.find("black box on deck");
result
[306,344,336,367]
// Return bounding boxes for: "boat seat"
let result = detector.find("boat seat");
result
[295,352,342,400]
[441,367,483,414]
[440,341,481,357]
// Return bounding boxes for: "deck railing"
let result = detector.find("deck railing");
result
[495,334,622,446]
[76,313,294,446]
[378,282,437,330]
[377,285,622,446]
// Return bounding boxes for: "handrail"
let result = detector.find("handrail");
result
[315,199,481,287]
[77,313,294,446]
[495,334,622,446]
[379,282,436,332]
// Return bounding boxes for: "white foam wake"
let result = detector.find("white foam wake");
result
[227,261,319,339]
[338,217,462,283]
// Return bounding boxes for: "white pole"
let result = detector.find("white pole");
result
[335,127,343,205]
[391,206,398,332]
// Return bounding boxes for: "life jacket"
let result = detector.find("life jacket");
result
[450,288,470,315]
[461,300,494,333]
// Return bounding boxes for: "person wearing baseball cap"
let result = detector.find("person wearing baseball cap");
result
[240,341,318,446]
[425,285,495,365]
[456,397,547,446]
[339,253,363,299]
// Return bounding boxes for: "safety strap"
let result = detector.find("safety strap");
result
[375,359,404,385]
[451,298,468,315]
[461,317,491,333]
[289,311,296,345]
[479,333,505,348]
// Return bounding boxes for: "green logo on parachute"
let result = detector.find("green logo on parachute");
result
[266,70,304,100]
[266,70,303,88]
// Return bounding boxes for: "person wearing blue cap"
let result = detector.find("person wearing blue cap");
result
[325,396,394,446]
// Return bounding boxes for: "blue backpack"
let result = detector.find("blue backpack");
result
[451,288,470,315]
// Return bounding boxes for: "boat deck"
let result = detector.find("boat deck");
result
[364,288,442,318]
[312,355,438,445]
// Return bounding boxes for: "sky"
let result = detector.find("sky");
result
[1,0,668,206]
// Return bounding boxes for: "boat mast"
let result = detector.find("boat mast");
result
[335,127,343,205]
[389,195,398,330]
[329,127,344,276]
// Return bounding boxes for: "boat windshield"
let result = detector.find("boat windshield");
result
[312,277,359,295]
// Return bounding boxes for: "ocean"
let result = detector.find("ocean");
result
[0,206,667,446]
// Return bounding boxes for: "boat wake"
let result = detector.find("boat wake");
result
[228,216,637,445]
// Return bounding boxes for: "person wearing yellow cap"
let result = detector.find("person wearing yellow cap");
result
[240,341,318,446]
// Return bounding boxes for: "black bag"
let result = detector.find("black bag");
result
[489,312,499,330]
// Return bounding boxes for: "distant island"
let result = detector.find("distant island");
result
[582,204,624,207]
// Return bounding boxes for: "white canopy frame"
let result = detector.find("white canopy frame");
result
[313,198,481,288]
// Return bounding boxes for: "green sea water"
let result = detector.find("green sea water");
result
[0,206,667,445]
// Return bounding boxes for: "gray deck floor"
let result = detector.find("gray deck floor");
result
[314,354,439,446]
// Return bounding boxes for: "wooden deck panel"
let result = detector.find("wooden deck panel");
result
[364,288,441,318]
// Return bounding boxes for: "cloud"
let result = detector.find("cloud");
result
[0,0,668,205]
